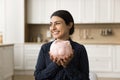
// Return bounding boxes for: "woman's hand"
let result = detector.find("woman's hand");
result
[49,52,61,66]
[49,50,74,67]
[60,52,74,68]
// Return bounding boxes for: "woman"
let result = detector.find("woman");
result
[34,10,90,80]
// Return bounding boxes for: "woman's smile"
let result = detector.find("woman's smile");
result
[52,30,60,35]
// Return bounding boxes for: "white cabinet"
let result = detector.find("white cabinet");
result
[57,0,80,23]
[44,0,57,23]
[26,0,120,23]
[80,0,96,23]
[0,0,5,42]
[14,43,42,71]
[113,46,120,72]
[26,0,48,23]
[85,45,113,72]
[81,0,114,23]
[14,44,120,77]
[27,0,81,23]
[24,44,41,70]
[0,47,3,79]
[14,44,42,75]
[95,0,114,23]
[14,44,24,70]
[4,0,24,43]
[113,0,120,22]
[27,0,57,24]
[0,45,14,80]
[27,0,45,23]
[0,0,5,32]
[85,45,120,77]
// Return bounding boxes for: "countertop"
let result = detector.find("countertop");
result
[25,41,120,45]
[78,41,120,45]
[0,43,14,47]
[1,41,120,47]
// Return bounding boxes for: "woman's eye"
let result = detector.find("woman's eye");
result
[49,22,61,27]
[55,22,61,25]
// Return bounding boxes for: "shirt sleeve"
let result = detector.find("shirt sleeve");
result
[63,45,90,80]
[34,44,62,80]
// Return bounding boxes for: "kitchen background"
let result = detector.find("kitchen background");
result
[0,0,120,80]
[26,24,120,44]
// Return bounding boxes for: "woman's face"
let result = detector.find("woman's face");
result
[50,16,71,40]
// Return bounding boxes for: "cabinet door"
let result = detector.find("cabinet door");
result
[80,0,96,23]
[113,46,120,72]
[27,0,45,23]
[44,0,57,23]
[0,0,4,32]
[85,45,113,72]
[113,0,120,22]
[57,0,80,23]
[2,46,14,79]
[4,0,24,43]
[96,0,114,23]
[14,44,24,70]
[0,0,5,43]
[0,47,3,79]
[81,0,114,23]
[24,44,41,70]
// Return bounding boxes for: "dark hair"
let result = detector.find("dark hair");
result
[51,10,74,35]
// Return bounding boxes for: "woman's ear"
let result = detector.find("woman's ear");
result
[68,22,73,29]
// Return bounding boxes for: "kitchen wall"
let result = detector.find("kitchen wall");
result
[72,24,120,44]
[26,23,120,44]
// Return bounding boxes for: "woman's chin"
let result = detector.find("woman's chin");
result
[52,36,60,39]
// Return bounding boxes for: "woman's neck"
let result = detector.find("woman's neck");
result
[56,37,70,41]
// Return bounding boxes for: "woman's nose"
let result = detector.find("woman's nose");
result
[51,24,56,30]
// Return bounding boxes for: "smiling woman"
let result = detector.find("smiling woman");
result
[49,16,72,40]
[34,10,90,80]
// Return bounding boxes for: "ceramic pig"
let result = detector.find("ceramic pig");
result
[50,40,73,60]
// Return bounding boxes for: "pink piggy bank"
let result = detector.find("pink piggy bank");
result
[50,40,73,60]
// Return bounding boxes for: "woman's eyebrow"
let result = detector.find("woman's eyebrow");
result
[50,21,62,24]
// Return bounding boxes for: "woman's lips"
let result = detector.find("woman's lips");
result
[52,31,60,35]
